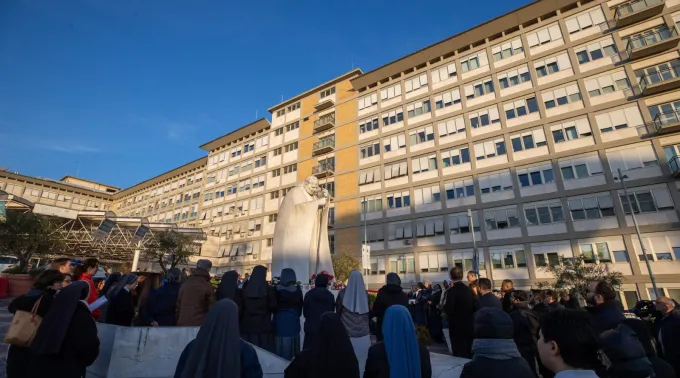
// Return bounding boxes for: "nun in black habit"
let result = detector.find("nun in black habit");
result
[217,270,242,315]
[240,265,277,352]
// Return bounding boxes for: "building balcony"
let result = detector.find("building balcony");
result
[614,0,665,28]
[622,26,679,61]
[314,98,335,112]
[313,160,335,178]
[313,136,335,156]
[626,64,680,97]
[314,112,335,133]
[650,110,680,134]
[670,156,680,177]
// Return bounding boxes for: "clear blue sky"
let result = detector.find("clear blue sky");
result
[0,0,529,189]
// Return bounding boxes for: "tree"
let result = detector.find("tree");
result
[145,231,199,274]
[535,255,625,298]
[0,212,63,272]
[332,251,361,283]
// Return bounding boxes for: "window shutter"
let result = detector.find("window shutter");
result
[652,187,674,209]
[591,8,605,25]
[624,106,643,126]
[474,143,485,158]
[595,113,612,131]
[478,51,488,66]
[537,28,551,43]
[527,33,539,47]
[548,24,562,40]
[577,13,593,29]
[576,118,591,135]
[405,80,413,92]
[565,17,580,33]
[414,188,424,205]
[371,93,378,104]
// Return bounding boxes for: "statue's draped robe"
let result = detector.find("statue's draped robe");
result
[271,184,334,281]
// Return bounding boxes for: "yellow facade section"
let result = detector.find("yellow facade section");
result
[335,198,359,225]
[335,172,357,199]
[299,137,314,160]
[300,118,314,138]
[301,95,317,118]
[336,146,357,172]
[336,99,356,124]
[335,80,354,102]
[335,227,360,257]
[336,122,357,148]
[297,159,316,180]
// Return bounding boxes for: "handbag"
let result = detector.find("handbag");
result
[4,294,45,347]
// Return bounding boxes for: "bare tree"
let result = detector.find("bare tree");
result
[145,231,199,274]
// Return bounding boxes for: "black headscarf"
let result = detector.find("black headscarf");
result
[217,271,239,301]
[314,273,329,288]
[31,281,89,355]
[277,268,297,293]
[243,265,267,298]
[99,272,121,298]
[386,272,401,286]
[180,299,241,378]
[167,268,181,283]
[307,312,360,378]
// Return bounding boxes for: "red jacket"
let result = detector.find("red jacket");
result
[79,273,100,318]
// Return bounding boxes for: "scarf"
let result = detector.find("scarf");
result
[471,339,521,360]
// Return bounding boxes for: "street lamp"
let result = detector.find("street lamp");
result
[614,168,659,299]
[468,209,479,277]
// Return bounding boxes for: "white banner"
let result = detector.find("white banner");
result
[361,245,371,270]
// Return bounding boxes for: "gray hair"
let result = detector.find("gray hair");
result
[167,268,181,283]
[196,259,212,271]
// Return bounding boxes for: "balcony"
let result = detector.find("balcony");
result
[314,98,335,112]
[670,156,680,177]
[650,109,680,134]
[313,160,335,178]
[313,136,335,155]
[614,0,665,28]
[626,64,680,97]
[623,26,680,61]
[314,112,335,133]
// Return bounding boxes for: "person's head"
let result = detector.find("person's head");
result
[450,267,464,281]
[196,259,212,272]
[34,269,65,291]
[417,282,425,290]
[469,280,479,296]
[655,296,675,313]
[501,279,513,293]
[477,278,492,295]
[587,280,616,306]
[138,273,161,308]
[511,290,528,303]
[599,324,653,377]
[315,273,329,288]
[621,319,658,358]
[62,273,72,288]
[538,310,601,374]
[83,258,99,275]
[474,307,514,340]
[424,280,431,288]
[167,268,181,283]
[544,290,558,305]
[443,279,451,288]
[385,272,401,286]
[50,258,72,274]
[302,176,320,196]
[467,270,477,282]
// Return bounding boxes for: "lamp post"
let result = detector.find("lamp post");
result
[614,168,659,299]
[468,209,479,277]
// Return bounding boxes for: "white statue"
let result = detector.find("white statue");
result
[271,176,334,282]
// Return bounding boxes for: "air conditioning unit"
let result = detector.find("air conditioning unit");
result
[403,239,413,245]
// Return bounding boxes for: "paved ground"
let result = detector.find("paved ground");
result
[0,297,14,378]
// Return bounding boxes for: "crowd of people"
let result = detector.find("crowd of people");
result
[5,257,680,378]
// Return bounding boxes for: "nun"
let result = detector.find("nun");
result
[274,268,303,360]
[105,274,139,326]
[175,299,263,378]
[240,265,277,352]
[28,281,100,378]
[217,270,242,314]
[336,270,371,373]
[364,305,432,378]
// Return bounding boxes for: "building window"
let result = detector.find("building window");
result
[415,218,445,237]
[284,142,298,153]
[479,170,513,195]
[564,6,605,34]
[517,163,555,188]
[534,52,572,78]
[413,184,441,206]
[492,37,524,62]
[579,242,612,264]
[383,134,406,153]
[551,118,592,143]
[420,253,449,273]
[460,51,489,73]
[270,191,280,199]
[606,143,659,172]
[620,187,675,214]
[444,178,474,200]
[267,238,274,247]
[534,251,561,267]
[504,97,539,122]
[491,248,527,269]
[276,109,285,117]
[613,250,629,263]
[358,168,381,186]
[498,65,531,89]
[469,106,500,129]
[559,155,603,180]
[358,93,378,110]
[452,251,485,272]
[272,147,282,157]
[407,99,431,118]
[431,63,457,84]
[409,125,435,145]
[384,161,408,181]
[584,70,630,97]
[405,74,428,93]
[441,146,471,167]
[254,155,267,168]
[411,154,438,174]
[380,82,402,101]
[286,102,300,112]
[647,100,680,127]
[238,179,251,192]
[434,88,462,109]
[283,164,297,174]
[360,141,381,159]
[485,207,520,230]
[271,169,281,178]
[511,128,547,152]
[473,138,506,160]
[361,196,383,213]
[241,160,253,172]
[366,226,385,243]
[274,128,284,136]
[634,59,680,87]
[525,202,565,226]
[568,195,616,220]
[382,107,404,127]
[285,122,299,132]
[386,191,410,209]
[449,212,480,234]
[437,116,466,138]
[320,87,335,99]
[542,84,582,109]
[526,23,563,49]
[464,78,495,100]
[574,36,618,65]
[623,25,675,51]
[389,223,413,241]
[359,117,379,134]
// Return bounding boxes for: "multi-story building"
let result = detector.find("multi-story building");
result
[2,0,680,304]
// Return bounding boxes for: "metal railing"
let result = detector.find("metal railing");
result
[625,26,678,53]
[313,160,335,175]
[313,136,335,151]
[651,109,680,132]
[670,155,680,175]
[637,64,680,92]
[615,0,664,20]
[314,112,336,129]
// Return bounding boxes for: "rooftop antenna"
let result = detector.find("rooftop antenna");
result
[76,161,80,177]
[351,56,354,70]
[281,95,284,102]
[256,109,259,119]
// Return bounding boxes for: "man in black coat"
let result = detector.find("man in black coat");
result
[302,273,335,350]
[508,290,540,377]
[655,296,680,378]
[586,281,625,334]
[501,279,515,313]
[444,267,476,358]
[477,278,502,310]
[373,272,409,341]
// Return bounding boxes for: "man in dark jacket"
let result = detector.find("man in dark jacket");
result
[176,260,215,326]
[461,307,534,378]
[478,278,502,310]
[147,268,182,326]
[444,267,476,358]
[655,296,680,377]
[501,279,515,313]
[508,290,540,377]
[302,273,335,350]
[586,281,625,334]
[372,272,408,341]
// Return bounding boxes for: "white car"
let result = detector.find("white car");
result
[0,256,19,272]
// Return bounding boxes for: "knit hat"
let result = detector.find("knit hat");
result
[474,307,514,339]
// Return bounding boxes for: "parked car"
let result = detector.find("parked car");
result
[0,256,18,272]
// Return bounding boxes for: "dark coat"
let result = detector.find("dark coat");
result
[106,288,136,326]
[428,289,444,342]
[502,289,515,313]
[240,285,277,335]
[274,287,303,338]
[146,282,181,326]
[460,355,535,378]
[509,303,540,375]
[587,300,626,334]
[174,339,263,378]
[363,341,432,378]
[372,283,408,341]
[478,292,502,310]
[27,302,100,378]
[302,286,335,334]
[649,356,676,378]
[413,289,431,326]
[176,269,215,326]
[335,289,370,338]
[444,281,476,358]
[658,311,680,377]
[7,289,56,378]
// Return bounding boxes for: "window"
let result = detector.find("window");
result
[231,147,241,158]
[389,223,413,240]
[437,116,466,138]
[620,187,675,214]
[286,102,300,112]
[479,170,513,195]
[413,184,441,206]
[551,118,592,143]
[281,142,297,153]
[492,37,524,62]
[444,178,475,200]
[270,190,279,199]
[382,134,406,153]
[274,128,284,136]
[460,51,489,73]
[269,214,278,222]
[407,99,431,118]
[449,212,480,234]
[381,107,405,127]
[254,155,267,168]
[498,65,531,89]
[241,160,253,172]
[283,164,297,174]
[358,93,378,110]
[574,37,618,65]
[623,25,675,51]
[648,100,680,127]
[564,6,605,34]
[360,142,381,159]
[411,154,438,174]
[526,23,563,49]
[606,143,658,173]
[485,207,520,230]
[361,196,383,213]
[420,253,449,273]
[252,175,265,188]
[559,155,603,180]
[579,242,612,264]
[271,168,281,177]
[366,226,385,243]
[469,106,501,129]
[464,78,495,100]
[386,191,411,209]
[409,125,435,145]
[434,88,462,109]
[359,168,382,186]
[584,70,630,97]
[473,138,506,160]
[491,248,527,269]
[635,59,680,87]
[517,163,555,188]
[510,128,547,152]
[441,146,471,167]
[405,74,428,93]
[613,250,629,263]
[276,109,285,117]
[285,122,299,133]
[243,142,255,153]
[380,83,402,101]
[267,238,274,247]
[534,52,572,78]
[359,116,380,134]
[431,63,457,84]
[369,257,386,275]
[320,87,335,99]
[525,202,565,226]
[226,183,238,195]
[272,147,282,156]
[415,218,445,237]
[384,160,408,180]
[503,96,540,120]
[568,194,616,220]
[542,84,581,109]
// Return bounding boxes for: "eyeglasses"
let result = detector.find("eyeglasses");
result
[63,279,72,284]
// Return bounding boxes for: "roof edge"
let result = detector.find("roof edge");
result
[112,156,207,198]
[199,118,271,152]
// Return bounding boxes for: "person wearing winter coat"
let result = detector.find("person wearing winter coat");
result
[586,281,626,334]
[599,323,654,378]
[428,284,444,343]
[477,278,502,310]
[460,307,535,378]
[240,265,277,352]
[302,273,335,350]
[655,296,680,378]
[105,274,139,326]
[508,290,540,377]
[146,268,182,326]
[372,272,408,341]
[73,257,101,319]
[413,282,430,326]
[622,318,676,378]
[274,268,303,360]
[176,259,215,326]
[217,270,242,314]
[444,267,476,358]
